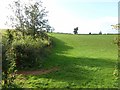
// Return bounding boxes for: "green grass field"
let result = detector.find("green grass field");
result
[15,33,118,88]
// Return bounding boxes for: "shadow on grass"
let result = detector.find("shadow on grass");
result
[44,37,115,68]
[40,56,115,87]
[50,36,74,54]
[31,37,116,87]
[25,37,116,88]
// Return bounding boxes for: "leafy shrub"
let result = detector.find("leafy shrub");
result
[2,30,17,88]
[2,29,52,87]
[2,47,17,88]
[11,35,51,69]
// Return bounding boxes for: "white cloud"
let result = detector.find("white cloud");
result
[63,0,119,2]
[0,0,12,29]
[88,16,118,34]
[48,14,118,34]
[42,0,118,34]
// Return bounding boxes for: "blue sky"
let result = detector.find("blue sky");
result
[59,2,117,19]
[43,0,118,34]
[0,0,119,34]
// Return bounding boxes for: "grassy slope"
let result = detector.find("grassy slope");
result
[17,33,118,88]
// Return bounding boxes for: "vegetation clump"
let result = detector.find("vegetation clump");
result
[2,0,52,88]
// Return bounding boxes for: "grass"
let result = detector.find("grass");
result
[14,33,118,88]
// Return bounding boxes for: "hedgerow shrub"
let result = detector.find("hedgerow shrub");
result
[2,30,52,88]
[12,35,49,69]
[2,30,17,88]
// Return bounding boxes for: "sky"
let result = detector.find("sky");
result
[0,0,119,34]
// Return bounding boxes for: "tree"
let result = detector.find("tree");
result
[45,25,52,32]
[8,0,50,38]
[89,32,91,35]
[73,27,78,34]
[99,31,102,35]
[24,1,49,37]
[8,0,26,36]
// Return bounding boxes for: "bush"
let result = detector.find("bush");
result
[11,35,50,69]
[2,30,17,88]
[2,30,52,87]
[2,30,52,70]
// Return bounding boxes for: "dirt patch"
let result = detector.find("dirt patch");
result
[15,67,59,75]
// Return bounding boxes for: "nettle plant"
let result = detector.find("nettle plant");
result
[2,30,17,88]
[111,24,120,45]
[111,24,120,87]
